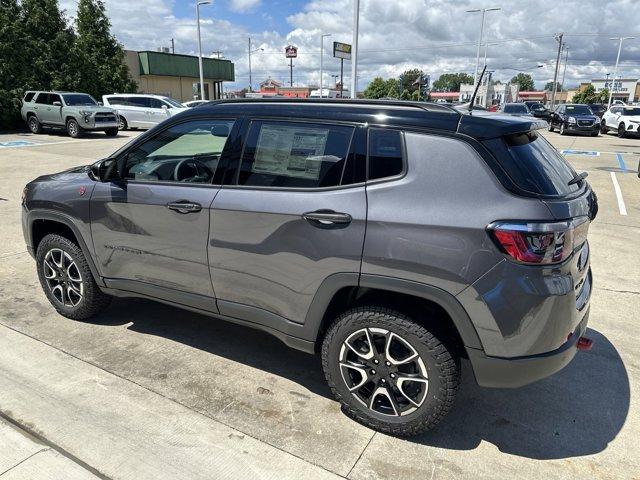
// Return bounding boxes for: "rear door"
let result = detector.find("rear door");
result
[90,117,238,310]
[209,119,366,324]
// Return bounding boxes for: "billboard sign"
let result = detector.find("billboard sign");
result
[333,42,352,60]
[285,45,298,58]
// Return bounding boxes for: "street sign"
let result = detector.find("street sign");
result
[285,45,297,58]
[333,42,352,60]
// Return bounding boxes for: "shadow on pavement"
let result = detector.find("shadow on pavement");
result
[95,300,629,460]
[417,328,629,460]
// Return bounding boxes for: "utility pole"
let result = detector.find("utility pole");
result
[559,45,569,96]
[212,50,223,59]
[289,57,293,86]
[467,7,501,88]
[608,36,636,107]
[550,33,563,109]
[171,38,175,54]
[319,33,331,98]
[351,0,359,99]
[248,38,252,92]
[196,1,212,100]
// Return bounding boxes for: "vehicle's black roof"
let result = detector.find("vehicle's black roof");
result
[182,98,546,139]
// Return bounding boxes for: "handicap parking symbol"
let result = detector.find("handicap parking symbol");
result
[0,140,36,148]
[560,149,600,157]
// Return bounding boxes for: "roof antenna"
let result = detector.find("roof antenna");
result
[469,65,487,113]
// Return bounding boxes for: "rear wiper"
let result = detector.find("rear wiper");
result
[568,171,588,186]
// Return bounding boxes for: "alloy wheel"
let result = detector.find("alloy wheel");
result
[29,117,38,132]
[68,121,78,137]
[339,328,429,417]
[43,248,84,307]
[118,116,126,130]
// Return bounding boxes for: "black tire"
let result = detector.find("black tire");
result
[321,306,460,436]
[547,122,554,132]
[601,123,608,134]
[591,130,599,137]
[559,123,566,135]
[117,115,127,131]
[36,234,111,320]
[27,115,42,134]
[104,127,118,137]
[618,123,626,138]
[66,118,82,138]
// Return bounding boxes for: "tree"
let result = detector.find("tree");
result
[544,81,562,92]
[75,0,136,100]
[385,78,399,98]
[363,77,388,99]
[572,84,608,104]
[432,73,474,92]
[510,73,535,91]
[0,0,29,129]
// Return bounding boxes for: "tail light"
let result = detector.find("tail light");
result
[488,217,589,265]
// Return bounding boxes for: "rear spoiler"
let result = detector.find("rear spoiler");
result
[457,112,548,140]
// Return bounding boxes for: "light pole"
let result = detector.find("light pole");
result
[483,41,499,68]
[559,45,569,96]
[247,37,263,92]
[320,33,331,98]
[351,0,360,99]
[196,0,212,100]
[608,36,635,107]
[467,7,501,87]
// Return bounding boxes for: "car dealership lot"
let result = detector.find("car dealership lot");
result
[0,129,638,479]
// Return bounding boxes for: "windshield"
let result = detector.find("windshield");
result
[621,107,640,116]
[565,105,593,115]
[162,97,185,108]
[504,104,529,113]
[62,94,98,106]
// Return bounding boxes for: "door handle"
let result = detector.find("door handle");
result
[302,209,352,228]
[167,200,202,214]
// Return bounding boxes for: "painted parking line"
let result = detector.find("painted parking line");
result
[0,139,93,149]
[560,149,600,156]
[610,172,628,216]
[616,153,627,173]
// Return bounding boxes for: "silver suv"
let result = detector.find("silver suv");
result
[21,99,597,436]
[21,91,119,137]
[102,94,188,130]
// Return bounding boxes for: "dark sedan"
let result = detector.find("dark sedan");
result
[548,104,600,136]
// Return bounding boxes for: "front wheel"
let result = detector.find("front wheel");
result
[559,123,566,135]
[66,118,82,138]
[322,307,460,436]
[36,234,112,320]
[104,128,118,137]
[618,123,626,138]
[117,115,128,131]
[601,123,608,134]
[548,122,554,132]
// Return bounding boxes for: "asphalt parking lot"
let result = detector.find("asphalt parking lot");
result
[0,128,638,480]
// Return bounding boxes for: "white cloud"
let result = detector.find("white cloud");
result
[58,0,640,91]
[228,0,262,13]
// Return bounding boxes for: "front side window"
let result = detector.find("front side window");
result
[238,121,354,188]
[122,119,235,184]
[62,94,97,106]
[128,97,150,108]
[621,107,640,116]
[162,97,184,108]
[368,128,404,180]
[48,94,61,105]
[149,98,165,109]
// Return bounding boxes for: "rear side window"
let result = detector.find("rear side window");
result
[107,97,125,106]
[23,92,36,102]
[35,93,48,104]
[368,128,404,180]
[491,130,580,196]
[238,121,354,188]
[128,97,150,108]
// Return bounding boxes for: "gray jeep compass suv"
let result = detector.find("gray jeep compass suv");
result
[21,99,597,436]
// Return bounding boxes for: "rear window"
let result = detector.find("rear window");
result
[489,130,580,196]
[504,104,529,114]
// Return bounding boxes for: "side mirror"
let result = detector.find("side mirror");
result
[90,158,118,182]
[53,101,62,107]
[98,101,103,106]
[161,105,169,110]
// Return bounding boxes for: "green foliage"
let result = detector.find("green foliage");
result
[544,81,562,91]
[385,78,399,99]
[432,73,473,92]
[572,84,608,104]
[0,0,136,130]
[510,73,535,92]
[363,77,388,99]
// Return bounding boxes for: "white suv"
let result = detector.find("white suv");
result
[102,94,188,130]
[602,105,640,138]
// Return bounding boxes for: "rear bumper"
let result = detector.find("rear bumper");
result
[468,308,589,388]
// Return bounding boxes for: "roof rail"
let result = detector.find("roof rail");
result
[202,97,459,114]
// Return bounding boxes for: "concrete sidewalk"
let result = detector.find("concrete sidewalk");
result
[0,325,340,480]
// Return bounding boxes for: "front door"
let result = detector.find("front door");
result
[90,118,237,310]
[209,119,366,324]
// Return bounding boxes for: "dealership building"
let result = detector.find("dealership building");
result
[124,50,235,102]
[584,78,640,103]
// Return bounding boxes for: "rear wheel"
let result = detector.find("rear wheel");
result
[27,115,42,134]
[36,234,111,320]
[322,306,460,436]
[104,127,118,137]
[618,123,626,138]
[66,118,82,138]
[117,115,127,131]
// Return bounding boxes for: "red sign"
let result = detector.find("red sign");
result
[285,45,298,58]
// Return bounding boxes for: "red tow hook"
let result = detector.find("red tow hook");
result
[577,336,593,351]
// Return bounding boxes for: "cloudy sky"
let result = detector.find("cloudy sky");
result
[59,0,640,92]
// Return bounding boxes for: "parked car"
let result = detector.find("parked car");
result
[102,94,188,130]
[183,100,210,108]
[22,99,597,436]
[548,104,600,136]
[497,102,532,116]
[524,101,551,120]
[601,105,640,138]
[21,91,119,138]
[587,103,607,118]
